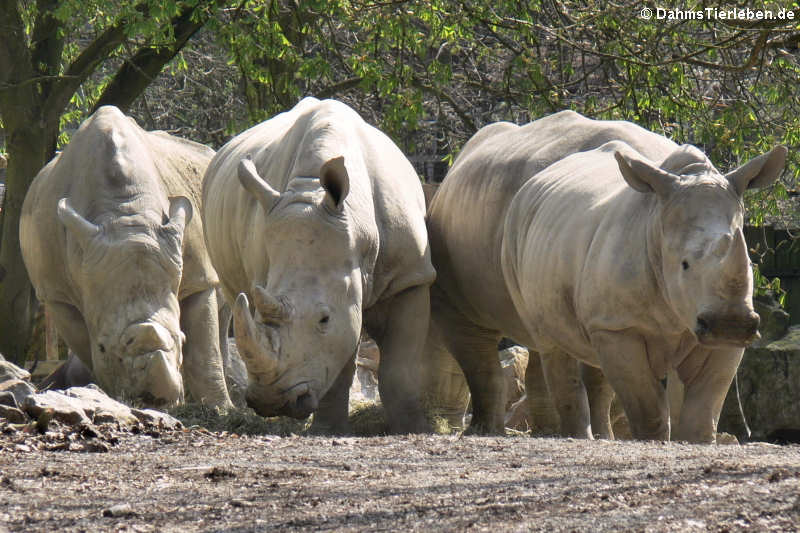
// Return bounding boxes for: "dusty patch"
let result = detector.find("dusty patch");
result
[1,426,799,532]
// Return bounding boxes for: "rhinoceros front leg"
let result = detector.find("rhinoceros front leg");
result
[590,330,669,441]
[308,355,356,435]
[540,350,592,439]
[672,346,743,444]
[524,351,561,435]
[180,288,233,408]
[46,301,92,370]
[371,284,432,434]
[581,363,615,439]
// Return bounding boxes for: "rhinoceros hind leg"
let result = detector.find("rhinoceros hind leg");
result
[432,296,504,435]
[308,355,355,435]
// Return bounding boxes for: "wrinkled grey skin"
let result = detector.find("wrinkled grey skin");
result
[202,97,435,434]
[426,110,786,443]
[21,106,232,409]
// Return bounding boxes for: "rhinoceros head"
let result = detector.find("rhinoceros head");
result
[57,196,191,407]
[232,155,363,419]
[614,144,787,347]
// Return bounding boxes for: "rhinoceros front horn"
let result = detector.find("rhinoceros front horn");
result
[57,198,100,248]
[233,293,280,378]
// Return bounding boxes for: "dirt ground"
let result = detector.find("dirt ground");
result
[1,423,800,532]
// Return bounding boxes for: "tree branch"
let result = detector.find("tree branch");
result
[40,22,128,122]
[316,77,363,98]
[411,75,477,134]
[91,2,213,113]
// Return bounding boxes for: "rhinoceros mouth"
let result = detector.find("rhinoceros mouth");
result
[246,380,319,419]
[276,381,318,419]
[694,315,760,348]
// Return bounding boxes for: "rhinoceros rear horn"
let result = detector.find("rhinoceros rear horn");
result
[726,145,787,195]
[614,150,679,198]
[57,198,100,248]
[238,156,281,213]
[165,196,192,234]
[320,155,349,211]
[253,285,289,322]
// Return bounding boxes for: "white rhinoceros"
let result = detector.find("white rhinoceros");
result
[21,106,231,408]
[426,110,786,443]
[202,97,436,433]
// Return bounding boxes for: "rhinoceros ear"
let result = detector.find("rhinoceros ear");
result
[57,198,100,248]
[726,145,787,195]
[320,156,349,211]
[165,196,193,233]
[614,150,680,198]
[238,156,281,213]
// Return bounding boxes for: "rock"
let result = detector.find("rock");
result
[752,293,790,347]
[0,360,31,383]
[499,346,529,410]
[22,390,91,425]
[505,394,531,431]
[0,404,28,423]
[0,379,36,405]
[102,503,135,517]
[0,391,18,408]
[64,385,139,425]
[350,336,381,404]
[719,325,800,441]
[130,408,183,429]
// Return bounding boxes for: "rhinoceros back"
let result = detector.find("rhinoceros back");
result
[427,110,678,338]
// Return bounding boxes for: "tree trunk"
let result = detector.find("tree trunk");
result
[0,118,56,363]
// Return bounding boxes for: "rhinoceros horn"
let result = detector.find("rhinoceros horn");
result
[57,198,100,248]
[165,196,193,235]
[253,285,289,322]
[722,230,749,277]
[233,292,280,378]
[238,156,281,213]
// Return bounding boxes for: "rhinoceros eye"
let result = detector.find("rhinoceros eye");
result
[319,315,330,325]
[682,260,690,271]
[98,343,106,353]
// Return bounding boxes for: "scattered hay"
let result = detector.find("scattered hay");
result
[169,404,308,436]
[170,400,456,437]
[349,401,389,436]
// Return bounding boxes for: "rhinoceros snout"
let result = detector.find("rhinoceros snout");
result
[246,381,318,419]
[695,310,760,347]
